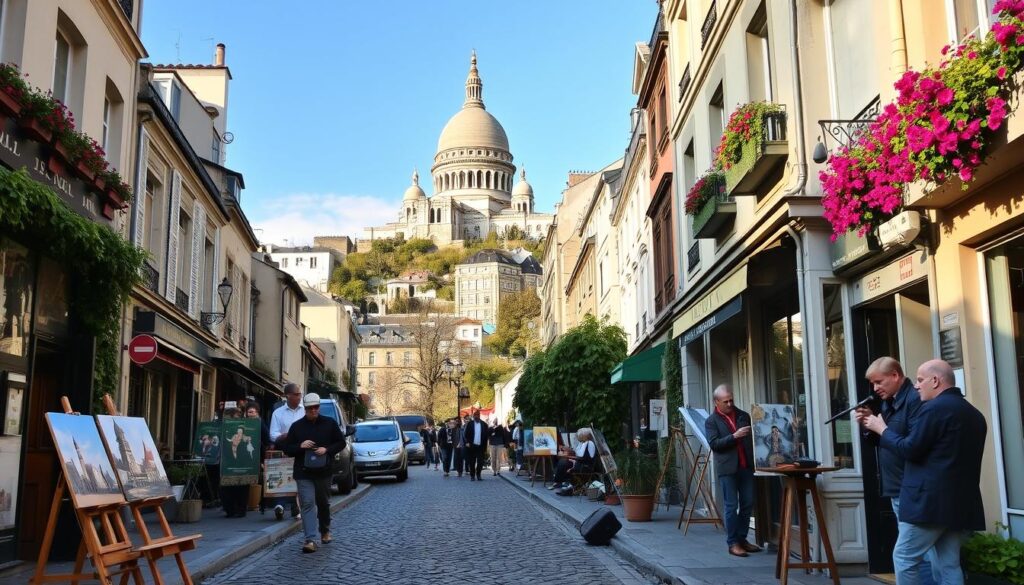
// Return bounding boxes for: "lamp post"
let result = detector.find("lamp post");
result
[200,278,234,327]
[443,358,468,417]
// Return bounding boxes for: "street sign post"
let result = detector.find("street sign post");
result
[127,334,158,365]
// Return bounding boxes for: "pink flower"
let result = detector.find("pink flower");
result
[959,167,974,182]
[936,87,955,106]
[987,97,1008,130]
[997,66,1007,80]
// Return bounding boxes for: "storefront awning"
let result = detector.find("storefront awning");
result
[211,357,283,399]
[610,343,666,384]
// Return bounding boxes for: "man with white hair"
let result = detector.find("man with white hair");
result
[705,384,760,557]
[863,359,987,585]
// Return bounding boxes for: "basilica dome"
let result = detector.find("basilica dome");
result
[437,107,509,152]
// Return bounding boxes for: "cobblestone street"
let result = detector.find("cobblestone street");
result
[203,464,657,585]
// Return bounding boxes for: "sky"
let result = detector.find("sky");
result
[140,1,659,246]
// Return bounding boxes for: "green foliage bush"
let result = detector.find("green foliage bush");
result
[962,528,1024,584]
[616,446,659,495]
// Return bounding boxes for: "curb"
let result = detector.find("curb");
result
[189,484,372,582]
[500,474,693,585]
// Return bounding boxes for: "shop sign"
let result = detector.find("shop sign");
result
[850,252,927,306]
[830,229,882,273]
[672,266,747,339]
[680,296,743,345]
[127,334,158,365]
[0,118,112,227]
[133,311,210,362]
[940,327,964,368]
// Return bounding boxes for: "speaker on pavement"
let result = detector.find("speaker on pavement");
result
[580,508,622,545]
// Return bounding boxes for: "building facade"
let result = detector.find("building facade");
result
[264,244,344,293]
[356,324,421,415]
[454,249,541,326]
[301,285,361,391]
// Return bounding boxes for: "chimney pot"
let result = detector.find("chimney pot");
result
[215,43,226,66]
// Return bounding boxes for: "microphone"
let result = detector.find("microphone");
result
[825,394,881,425]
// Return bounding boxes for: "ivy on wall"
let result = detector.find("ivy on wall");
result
[0,167,146,407]
[663,341,682,428]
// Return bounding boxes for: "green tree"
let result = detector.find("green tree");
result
[464,358,516,409]
[484,290,541,357]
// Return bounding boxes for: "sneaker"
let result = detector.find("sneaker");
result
[547,483,557,490]
[302,540,317,553]
[321,531,332,544]
[274,505,284,521]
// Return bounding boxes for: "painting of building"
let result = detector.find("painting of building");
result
[45,414,123,508]
[97,415,173,501]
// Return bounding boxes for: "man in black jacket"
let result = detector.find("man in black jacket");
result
[280,393,346,553]
[705,384,760,558]
[437,419,456,477]
[863,359,986,585]
[463,410,489,481]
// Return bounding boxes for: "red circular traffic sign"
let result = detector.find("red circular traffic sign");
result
[128,334,158,365]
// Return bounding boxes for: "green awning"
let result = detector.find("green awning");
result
[609,343,666,384]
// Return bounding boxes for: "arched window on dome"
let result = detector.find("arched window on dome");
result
[443,174,449,191]
[459,171,465,189]
[501,173,507,191]
[486,170,492,189]
[469,172,475,188]
[477,170,483,188]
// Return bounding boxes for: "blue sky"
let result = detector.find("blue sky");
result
[141,1,658,245]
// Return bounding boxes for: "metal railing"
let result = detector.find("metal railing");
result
[678,64,692,103]
[818,96,881,152]
[763,109,788,142]
[687,242,701,273]
[140,262,159,294]
[174,288,189,313]
[701,0,717,48]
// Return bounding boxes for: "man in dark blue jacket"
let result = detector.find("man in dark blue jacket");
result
[863,359,986,585]
[705,384,760,558]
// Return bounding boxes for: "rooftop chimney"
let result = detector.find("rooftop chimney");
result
[567,170,595,188]
[215,43,226,67]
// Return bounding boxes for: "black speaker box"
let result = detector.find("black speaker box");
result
[579,507,621,545]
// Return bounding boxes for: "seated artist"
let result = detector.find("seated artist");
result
[548,428,597,492]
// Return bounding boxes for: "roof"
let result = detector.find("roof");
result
[609,343,665,384]
[357,325,416,346]
[436,53,510,154]
[462,248,520,266]
[454,318,482,326]
[153,63,233,80]
[388,270,432,285]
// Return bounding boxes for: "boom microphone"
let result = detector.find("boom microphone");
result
[825,394,881,425]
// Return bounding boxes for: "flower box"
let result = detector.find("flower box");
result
[692,193,736,239]
[717,105,787,196]
[0,90,21,117]
[18,116,52,144]
[75,160,96,183]
[724,129,788,195]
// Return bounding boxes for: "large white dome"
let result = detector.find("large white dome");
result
[437,107,509,152]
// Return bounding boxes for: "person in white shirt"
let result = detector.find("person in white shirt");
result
[549,429,597,491]
[268,382,304,519]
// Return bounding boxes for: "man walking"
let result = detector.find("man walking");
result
[453,417,465,477]
[705,384,761,558]
[856,357,934,584]
[269,382,304,520]
[463,410,489,481]
[863,359,987,585]
[437,419,456,477]
[280,393,347,553]
[420,425,435,469]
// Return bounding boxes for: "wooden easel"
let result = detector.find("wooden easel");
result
[101,394,202,585]
[652,426,685,511]
[527,454,553,487]
[31,397,145,585]
[676,433,723,534]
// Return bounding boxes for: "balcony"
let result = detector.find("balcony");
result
[140,262,159,294]
[692,193,737,240]
[174,288,189,313]
[687,242,701,274]
[700,0,717,49]
[724,108,788,196]
[678,64,692,103]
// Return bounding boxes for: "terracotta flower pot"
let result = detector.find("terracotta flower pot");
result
[604,493,621,506]
[93,175,106,192]
[0,90,21,117]
[47,141,73,176]
[106,188,126,209]
[620,494,655,522]
[18,116,51,144]
[75,160,96,183]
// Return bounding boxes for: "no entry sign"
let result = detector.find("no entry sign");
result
[128,334,158,365]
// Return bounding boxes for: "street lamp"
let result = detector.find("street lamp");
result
[200,278,234,327]
[443,358,468,417]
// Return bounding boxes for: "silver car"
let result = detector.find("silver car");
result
[404,431,426,465]
[352,420,409,482]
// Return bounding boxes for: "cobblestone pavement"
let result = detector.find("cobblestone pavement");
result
[203,464,659,585]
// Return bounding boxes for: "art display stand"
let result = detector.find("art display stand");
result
[676,433,722,534]
[762,466,840,585]
[526,454,553,487]
[652,426,685,511]
[31,397,145,585]
[101,394,202,585]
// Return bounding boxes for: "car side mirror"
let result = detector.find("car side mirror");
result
[403,437,411,445]
[345,426,356,437]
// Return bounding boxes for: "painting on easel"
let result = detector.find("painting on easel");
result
[45,413,124,508]
[96,415,174,501]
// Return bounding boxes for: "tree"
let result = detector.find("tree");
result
[406,301,462,421]
[464,357,516,409]
[368,369,406,416]
[484,290,541,357]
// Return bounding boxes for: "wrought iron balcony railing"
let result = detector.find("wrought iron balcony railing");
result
[678,64,692,103]
[174,288,189,313]
[687,242,701,273]
[701,0,717,49]
[140,262,159,294]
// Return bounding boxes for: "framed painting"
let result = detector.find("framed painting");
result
[45,413,124,508]
[96,415,173,501]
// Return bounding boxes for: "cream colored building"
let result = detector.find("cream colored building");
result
[454,249,541,326]
[302,286,361,390]
[356,324,421,415]
[251,255,306,388]
[361,53,553,248]
[573,164,623,326]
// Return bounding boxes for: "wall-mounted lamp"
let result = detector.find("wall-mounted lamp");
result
[200,278,234,327]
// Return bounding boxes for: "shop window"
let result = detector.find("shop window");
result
[0,239,33,357]
[823,284,854,470]
[35,257,69,338]
[764,308,807,459]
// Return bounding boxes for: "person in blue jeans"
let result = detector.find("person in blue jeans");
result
[705,385,761,558]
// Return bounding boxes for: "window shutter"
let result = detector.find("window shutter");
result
[132,130,149,247]
[164,170,182,302]
[189,202,206,317]
[211,227,221,315]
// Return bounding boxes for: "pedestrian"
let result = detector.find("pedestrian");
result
[269,382,304,521]
[430,426,440,470]
[463,410,489,481]
[453,417,465,477]
[855,357,935,585]
[437,419,456,477]
[461,415,473,476]
[862,359,987,585]
[511,420,524,472]
[549,428,596,492]
[280,393,347,554]
[705,384,761,558]
[487,418,508,475]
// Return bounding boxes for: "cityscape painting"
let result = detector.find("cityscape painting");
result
[96,415,173,501]
[45,413,123,508]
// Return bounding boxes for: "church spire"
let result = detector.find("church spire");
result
[411,168,420,185]
[464,50,484,109]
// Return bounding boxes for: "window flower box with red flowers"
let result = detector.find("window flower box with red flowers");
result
[715,102,788,196]
[0,63,27,120]
[821,0,1024,240]
[686,170,734,239]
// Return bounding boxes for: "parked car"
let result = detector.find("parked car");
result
[314,398,358,494]
[404,431,426,465]
[353,419,408,481]
[389,414,433,433]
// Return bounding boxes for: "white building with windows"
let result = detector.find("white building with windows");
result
[264,244,344,293]
[454,249,541,327]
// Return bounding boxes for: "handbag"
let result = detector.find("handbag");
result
[304,450,328,470]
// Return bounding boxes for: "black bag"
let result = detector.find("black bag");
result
[304,450,328,470]
[579,508,621,545]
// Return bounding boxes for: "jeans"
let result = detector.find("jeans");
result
[424,445,435,466]
[515,448,523,469]
[891,498,939,585]
[296,477,331,542]
[440,446,452,473]
[718,469,754,546]
[893,511,967,585]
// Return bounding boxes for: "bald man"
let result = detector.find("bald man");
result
[705,385,760,557]
[863,359,986,585]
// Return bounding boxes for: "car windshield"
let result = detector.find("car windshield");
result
[318,401,339,424]
[403,431,421,443]
[355,424,399,443]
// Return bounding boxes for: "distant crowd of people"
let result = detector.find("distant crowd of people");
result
[417,411,525,480]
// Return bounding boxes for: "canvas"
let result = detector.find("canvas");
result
[523,429,535,456]
[679,407,711,450]
[220,418,261,486]
[194,421,221,466]
[532,426,557,456]
[591,428,617,475]
[45,413,124,508]
[264,457,297,497]
[751,403,807,469]
[0,436,19,529]
[96,415,173,501]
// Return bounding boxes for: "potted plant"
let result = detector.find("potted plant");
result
[77,138,108,184]
[18,88,73,145]
[0,63,28,119]
[165,463,203,523]
[962,527,1024,585]
[615,447,659,522]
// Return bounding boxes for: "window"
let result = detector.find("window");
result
[368,372,376,386]
[657,85,668,147]
[473,329,479,338]
[211,134,221,165]
[368,352,375,365]
[386,352,393,365]
[310,257,318,269]
[102,98,111,154]
[281,258,288,268]
[53,31,71,104]
[745,2,773,102]
[709,83,725,154]
[823,284,853,470]
[296,257,305,266]
[825,0,879,118]
[176,209,192,298]
[403,351,411,365]
[947,0,990,41]
[203,237,214,311]
[169,82,182,121]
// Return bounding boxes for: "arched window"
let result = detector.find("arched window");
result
[469,172,475,188]
[477,170,483,188]
[459,171,466,189]
[486,171,492,189]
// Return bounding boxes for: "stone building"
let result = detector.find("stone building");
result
[454,248,541,326]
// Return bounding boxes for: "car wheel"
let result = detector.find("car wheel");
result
[397,467,408,482]
[337,471,352,495]
[350,465,358,490]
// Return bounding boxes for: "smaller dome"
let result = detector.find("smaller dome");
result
[404,169,426,201]
[512,168,533,198]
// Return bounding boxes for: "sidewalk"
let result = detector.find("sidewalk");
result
[0,484,371,585]
[501,472,879,585]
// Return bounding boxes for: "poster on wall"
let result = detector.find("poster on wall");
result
[0,436,21,529]
[194,421,222,465]
[649,399,667,438]
[751,403,806,469]
[678,407,711,450]
[263,457,297,497]
[96,415,173,501]
[219,419,261,486]
[45,413,124,508]
[532,426,557,456]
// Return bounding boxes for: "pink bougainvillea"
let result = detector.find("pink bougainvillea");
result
[685,170,725,215]
[714,102,785,171]
[821,1,1024,240]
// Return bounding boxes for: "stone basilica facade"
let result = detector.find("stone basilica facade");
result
[361,53,553,248]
